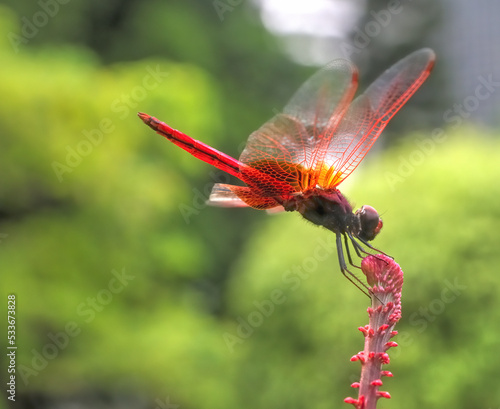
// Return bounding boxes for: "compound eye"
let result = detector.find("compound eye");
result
[356,205,383,241]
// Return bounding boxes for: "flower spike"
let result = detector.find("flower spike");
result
[345,255,404,409]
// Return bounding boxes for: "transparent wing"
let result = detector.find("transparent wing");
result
[239,59,358,192]
[321,48,436,188]
[208,184,250,207]
[208,184,281,209]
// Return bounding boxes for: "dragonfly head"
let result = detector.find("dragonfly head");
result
[355,205,383,241]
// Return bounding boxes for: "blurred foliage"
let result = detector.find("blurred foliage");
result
[1,2,500,409]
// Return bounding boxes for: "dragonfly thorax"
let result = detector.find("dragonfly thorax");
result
[283,189,382,242]
[283,188,354,233]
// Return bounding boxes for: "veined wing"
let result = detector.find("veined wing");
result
[238,59,358,192]
[208,183,283,209]
[320,48,436,188]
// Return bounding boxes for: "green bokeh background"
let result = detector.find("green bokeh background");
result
[1,2,499,408]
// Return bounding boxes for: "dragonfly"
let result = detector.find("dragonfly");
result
[138,48,435,291]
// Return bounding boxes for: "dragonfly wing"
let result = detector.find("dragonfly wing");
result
[239,113,314,192]
[239,59,358,192]
[283,59,358,142]
[208,184,281,209]
[322,48,436,188]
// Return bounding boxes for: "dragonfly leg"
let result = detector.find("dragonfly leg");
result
[353,235,393,269]
[336,233,371,297]
[343,233,359,268]
[347,231,391,267]
[347,231,373,257]
[356,235,392,259]
[345,233,391,297]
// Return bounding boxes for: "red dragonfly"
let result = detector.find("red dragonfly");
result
[138,48,435,289]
